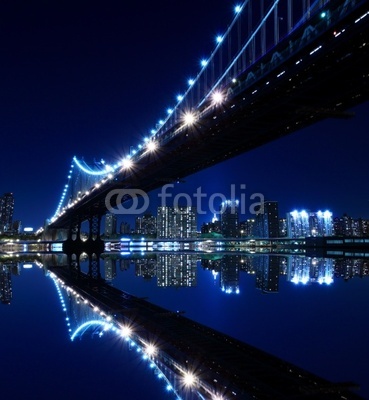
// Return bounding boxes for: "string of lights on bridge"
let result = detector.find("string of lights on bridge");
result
[49,1,369,225]
[48,271,227,399]
[50,2,249,222]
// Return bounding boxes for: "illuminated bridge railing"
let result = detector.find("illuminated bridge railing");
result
[48,0,368,226]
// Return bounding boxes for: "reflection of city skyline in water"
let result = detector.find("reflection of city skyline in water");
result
[99,253,369,295]
[2,254,369,306]
[1,252,369,398]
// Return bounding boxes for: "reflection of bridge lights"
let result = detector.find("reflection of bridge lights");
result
[183,111,197,126]
[183,371,196,387]
[120,325,132,338]
[145,343,157,357]
[212,90,224,105]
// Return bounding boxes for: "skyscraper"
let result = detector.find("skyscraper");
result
[156,206,197,239]
[135,212,156,236]
[0,193,14,233]
[220,200,239,238]
[287,210,332,238]
[105,213,117,237]
[254,201,279,238]
[157,206,176,239]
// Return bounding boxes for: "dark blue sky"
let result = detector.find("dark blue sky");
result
[0,0,368,229]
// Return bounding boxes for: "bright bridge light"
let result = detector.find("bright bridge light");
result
[146,141,157,152]
[216,35,223,43]
[122,157,133,169]
[235,5,242,13]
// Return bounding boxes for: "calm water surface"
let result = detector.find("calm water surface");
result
[1,253,368,399]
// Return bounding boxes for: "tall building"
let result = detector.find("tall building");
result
[157,206,197,239]
[174,206,197,238]
[333,214,369,237]
[239,219,255,237]
[0,193,14,233]
[287,210,332,238]
[201,214,221,235]
[279,218,287,237]
[120,221,131,234]
[254,201,279,238]
[105,213,117,237]
[135,212,156,236]
[220,200,239,238]
[157,206,176,239]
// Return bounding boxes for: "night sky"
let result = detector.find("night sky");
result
[1,0,368,229]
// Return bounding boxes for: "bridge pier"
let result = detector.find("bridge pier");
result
[62,213,104,255]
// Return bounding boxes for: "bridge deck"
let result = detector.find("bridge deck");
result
[49,0,369,229]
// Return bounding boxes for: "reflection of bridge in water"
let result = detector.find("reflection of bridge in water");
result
[45,252,363,399]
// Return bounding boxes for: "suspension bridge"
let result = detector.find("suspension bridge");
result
[44,0,369,242]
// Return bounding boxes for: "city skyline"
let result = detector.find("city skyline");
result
[0,1,368,230]
[1,2,369,399]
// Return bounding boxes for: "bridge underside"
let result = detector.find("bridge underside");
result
[50,1,369,229]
